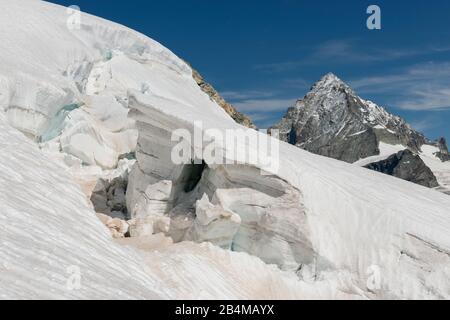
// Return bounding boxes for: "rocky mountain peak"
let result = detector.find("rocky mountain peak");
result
[306,74,398,128]
[309,72,354,96]
[270,73,427,163]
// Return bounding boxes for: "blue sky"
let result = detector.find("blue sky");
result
[50,0,450,141]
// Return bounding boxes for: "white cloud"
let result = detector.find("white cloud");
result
[397,87,450,110]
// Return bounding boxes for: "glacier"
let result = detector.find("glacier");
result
[0,112,165,299]
[2,111,357,300]
[270,73,449,192]
[1,0,450,300]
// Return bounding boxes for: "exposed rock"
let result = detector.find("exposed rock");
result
[107,218,129,238]
[191,67,256,129]
[91,176,127,215]
[365,150,439,188]
[184,194,241,249]
[269,73,426,163]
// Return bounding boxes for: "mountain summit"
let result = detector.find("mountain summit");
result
[270,73,430,163]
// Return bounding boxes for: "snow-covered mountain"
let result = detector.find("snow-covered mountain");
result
[1,0,450,300]
[270,73,450,191]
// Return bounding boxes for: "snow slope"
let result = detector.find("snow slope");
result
[2,112,354,300]
[116,235,360,300]
[0,113,167,299]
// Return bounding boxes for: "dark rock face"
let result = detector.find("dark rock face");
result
[365,150,439,188]
[307,127,380,164]
[269,73,426,163]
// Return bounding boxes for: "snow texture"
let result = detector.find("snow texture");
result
[1,0,450,300]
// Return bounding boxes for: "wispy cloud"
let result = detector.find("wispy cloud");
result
[254,39,450,73]
[409,117,437,132]
[350,62,450,110]
[398,87,450,110]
